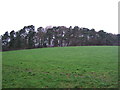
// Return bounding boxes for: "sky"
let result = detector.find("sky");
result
[0,0,119,35]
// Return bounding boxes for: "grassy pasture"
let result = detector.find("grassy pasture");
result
[2,46,118,88]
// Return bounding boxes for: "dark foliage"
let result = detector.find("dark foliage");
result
[1,25,119,51]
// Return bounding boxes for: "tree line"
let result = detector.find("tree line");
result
[1,25,120,51]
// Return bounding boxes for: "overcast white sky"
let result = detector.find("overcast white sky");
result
[0,0,119,35]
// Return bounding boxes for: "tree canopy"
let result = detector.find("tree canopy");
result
[1,25,119,51]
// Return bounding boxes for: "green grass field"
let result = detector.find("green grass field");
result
[2,46,118,88]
